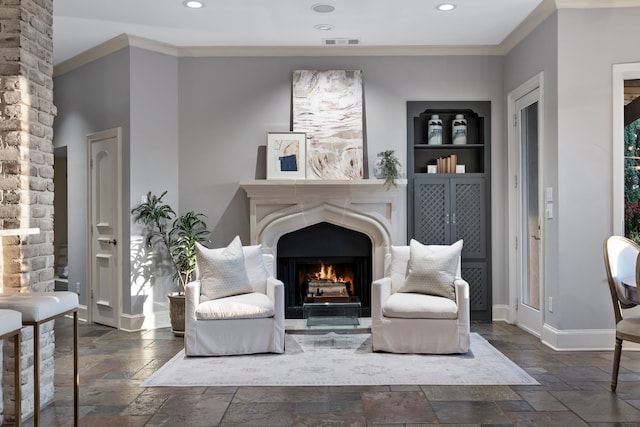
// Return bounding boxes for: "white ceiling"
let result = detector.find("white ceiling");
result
[52,0,545,65]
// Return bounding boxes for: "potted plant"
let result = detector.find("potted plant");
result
[131,191,209,336]
[374,150,401,188]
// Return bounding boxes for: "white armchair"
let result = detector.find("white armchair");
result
[371,240,470,354]
[185,237,285,356]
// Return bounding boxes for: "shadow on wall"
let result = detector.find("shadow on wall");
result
[211,188,252,248]
[255,145,266,179]
[130,230,176,313]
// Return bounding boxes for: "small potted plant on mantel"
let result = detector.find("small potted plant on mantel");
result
[374,150,401,188]
[131,191,209,336]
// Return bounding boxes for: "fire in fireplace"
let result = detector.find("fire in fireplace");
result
[305,262,354,300]
[276,222,372,318]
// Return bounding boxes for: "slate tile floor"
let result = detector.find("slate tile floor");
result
[9,318,640,426]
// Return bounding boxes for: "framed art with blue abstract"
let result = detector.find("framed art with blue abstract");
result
[266,132,307,179]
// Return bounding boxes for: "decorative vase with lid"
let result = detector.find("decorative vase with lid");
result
[427,114,443,145]
[452,114,467,145]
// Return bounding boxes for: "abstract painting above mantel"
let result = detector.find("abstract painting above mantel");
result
[292,70,364,180]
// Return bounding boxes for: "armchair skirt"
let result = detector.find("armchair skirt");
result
[372,277,470,354]
[185,278,285,356]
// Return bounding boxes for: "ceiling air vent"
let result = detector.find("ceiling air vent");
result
[323,38,360,46]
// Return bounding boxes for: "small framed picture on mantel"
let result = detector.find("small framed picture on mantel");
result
[266,132,307,179]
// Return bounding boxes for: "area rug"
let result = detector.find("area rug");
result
[141,333,537,387]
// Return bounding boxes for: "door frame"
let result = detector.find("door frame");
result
[507,72,545,334]
[86,127,123,328]
[612,63,640,235]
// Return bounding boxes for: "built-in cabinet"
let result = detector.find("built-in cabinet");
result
[407,101,491,321]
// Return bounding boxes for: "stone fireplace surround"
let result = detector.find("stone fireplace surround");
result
[239,179,407,286]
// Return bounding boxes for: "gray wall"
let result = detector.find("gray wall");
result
[54,46,180,325]
[177,55,505,253]
[504,13,559,327]
[53,47,131,307]
[503,7,640,334]
[129,47,180,319]
[556,7,640,330]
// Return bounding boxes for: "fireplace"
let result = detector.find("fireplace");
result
[240,179,407,320]
[277,222,372,318]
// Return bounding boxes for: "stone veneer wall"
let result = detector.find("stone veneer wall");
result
[0,0,57,423]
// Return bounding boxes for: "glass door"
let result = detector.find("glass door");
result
[521,101,540,310]
[515,89,543,335]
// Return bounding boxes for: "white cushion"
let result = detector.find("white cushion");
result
[242,245,269,293]
[617,315,640,337]
[388,246,411,293]
[195,292,274,320]
[196,236,252,302]
[0,291,79,322]
[383,292,458,319]
[0,309,22,335]
[398,239,463,300]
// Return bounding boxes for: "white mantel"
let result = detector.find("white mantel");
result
[239,179,407,280]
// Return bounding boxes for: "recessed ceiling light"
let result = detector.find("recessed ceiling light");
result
[314,24,334,31]
[436,3,456,11]
[312,3,335,13]
[183,1,204,9]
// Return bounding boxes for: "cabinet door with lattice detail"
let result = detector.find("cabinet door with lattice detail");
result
[451,178,486,259]
[462,261,488,313]
[413,177,451,246]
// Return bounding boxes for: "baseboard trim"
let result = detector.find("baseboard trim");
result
[491,307,640,351]
[77,304,88,322]
[492,304,513,323]
[542,324,640,351]
[120,313,146,332]
[118,310,171,332]
[541,323,620,351]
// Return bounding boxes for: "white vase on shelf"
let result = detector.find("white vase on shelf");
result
[452,114,467,145]
[427,114,443,145]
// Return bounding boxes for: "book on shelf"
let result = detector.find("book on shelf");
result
[434,154,461,173]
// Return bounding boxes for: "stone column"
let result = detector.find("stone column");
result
[1,0,56,291]
[0,0,57,423]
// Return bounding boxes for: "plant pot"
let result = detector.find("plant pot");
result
[167,292,186,336]
[373,158,385,179]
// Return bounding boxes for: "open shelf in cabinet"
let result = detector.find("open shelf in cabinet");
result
[413,144,485,174]
[411,107,487,174]
[413,109,483,145]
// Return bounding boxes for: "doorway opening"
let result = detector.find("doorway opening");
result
[54,146,68,291]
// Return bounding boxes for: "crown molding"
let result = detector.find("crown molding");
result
[54,34,129,77]
[556,0,640,7]
[178,44,502,58]
[53,39,503,77]
[53,34,178,77]
[128,34,178,56]
[498,0,558,55]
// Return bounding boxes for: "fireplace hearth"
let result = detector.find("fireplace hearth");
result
[277,222,372,318]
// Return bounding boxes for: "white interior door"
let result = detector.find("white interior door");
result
[88,128,122,328]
